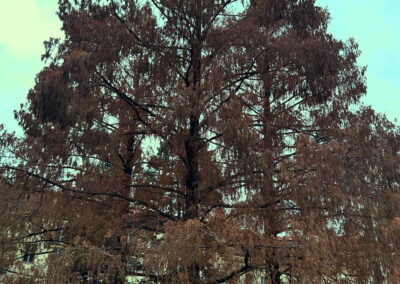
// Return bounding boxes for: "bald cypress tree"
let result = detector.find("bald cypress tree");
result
[1,0,399,283]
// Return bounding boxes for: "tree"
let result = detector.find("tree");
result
[1,0,399,283]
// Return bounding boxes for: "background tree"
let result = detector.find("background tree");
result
[1,0,399,283]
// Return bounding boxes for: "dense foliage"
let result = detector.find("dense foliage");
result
[1,0,399,283]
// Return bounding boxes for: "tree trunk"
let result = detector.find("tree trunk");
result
[184,115,201,220]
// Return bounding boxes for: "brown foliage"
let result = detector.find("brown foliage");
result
[1,0,399,283]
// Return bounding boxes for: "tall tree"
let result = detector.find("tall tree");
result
[1,0,399,283]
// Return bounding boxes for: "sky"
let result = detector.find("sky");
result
[0,0,399,134]
[0,0,63,133]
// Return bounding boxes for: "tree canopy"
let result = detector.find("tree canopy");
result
[1,0,399,283]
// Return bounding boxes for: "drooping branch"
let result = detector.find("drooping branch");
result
[1,166,176,221]
[207,249,253,284]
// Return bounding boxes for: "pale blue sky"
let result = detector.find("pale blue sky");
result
[0,0,399,133]
[0,0,62,133]
[317,0,400,124]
